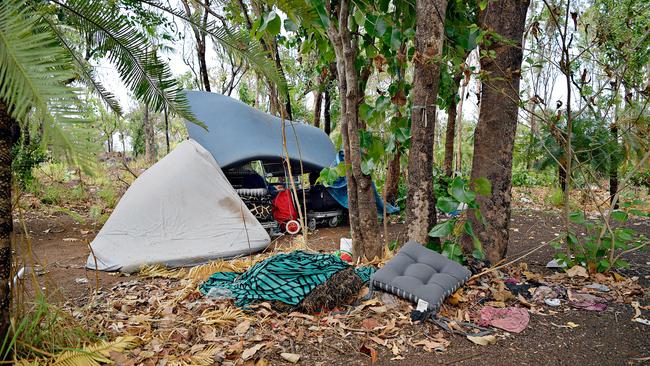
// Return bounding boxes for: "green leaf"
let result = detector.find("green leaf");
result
[449,178,476,203]
[479,0,488,11]
[374,18,388,37]
[611,210,628,223]
[265,12,282,36]
[436,196,459,213]
[472,177,491,196]
[429,220,454,237]
[390,28,402,50]
[284,18,298,32]
[569,212,585,224]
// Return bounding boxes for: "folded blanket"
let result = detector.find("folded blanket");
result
[199,251,374,308]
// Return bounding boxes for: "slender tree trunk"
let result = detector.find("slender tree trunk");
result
[313,89,323,128]
[0,100,13,348]
[327,0,380,260]
[525,99,536,170]
[465,0,529,262]
[443,76,461,177]
[609,124,619,208]
[385,150,401,204]
[559,161,567,192]
[324,87,331,135]
[164,106,170,154]
[181,0,211,92]
[406,0,448,244]
[143,104,156,164]
[455,80,466,174]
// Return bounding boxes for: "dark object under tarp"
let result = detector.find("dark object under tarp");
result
[184,91,336,172]
[326,151,399,215]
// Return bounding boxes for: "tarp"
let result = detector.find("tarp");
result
[86,139,270,272]
[184,91,336,172]
[326,152,400,215]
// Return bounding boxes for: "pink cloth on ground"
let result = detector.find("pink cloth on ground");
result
[478,306,530,333]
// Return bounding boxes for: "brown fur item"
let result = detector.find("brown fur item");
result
[296,267,364,313]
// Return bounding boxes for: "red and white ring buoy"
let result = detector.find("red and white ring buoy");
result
[285,220,301,235]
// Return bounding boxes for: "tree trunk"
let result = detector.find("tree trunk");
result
[0,100,13,348]
[385,150,401,204]
[465,0,529,263]
[164,106,170,154]
[143,104,156,164]
[181,0,211,92]
[609,124,619,208]
[406,0,448,244]
[327,0,380,260]
[324,87,331,135]
[455,81,466,172]
[559,160,567,192]
[313,89,323,128]
[443,77,460,176]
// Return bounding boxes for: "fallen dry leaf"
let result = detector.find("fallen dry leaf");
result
[359,344,378,364]
[631,301,642,319]
[241,343,265,360]
[235,320,251,336]
[280,353,300,363]
[566,265,589,278]
[362,318,381,331]
[466,335,497,346]
[414,339,448,352]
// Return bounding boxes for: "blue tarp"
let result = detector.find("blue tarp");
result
[326,152,400,215]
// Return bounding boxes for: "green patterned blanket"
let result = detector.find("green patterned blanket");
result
[199,251,374,308]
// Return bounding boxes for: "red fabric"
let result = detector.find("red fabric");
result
[272,190,297,224]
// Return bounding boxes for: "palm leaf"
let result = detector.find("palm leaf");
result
[0,0,83,123]
[49,336,138,366]
[0,0,97,171]
[42,16,123,116]
[138,0,285,91]
[50,0,201,125]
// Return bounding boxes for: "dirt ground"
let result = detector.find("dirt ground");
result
[16,208,650,365]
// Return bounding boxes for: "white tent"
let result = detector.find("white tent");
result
[86,139,270,272]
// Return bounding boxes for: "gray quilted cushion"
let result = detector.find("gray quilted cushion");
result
[371,241,472,311]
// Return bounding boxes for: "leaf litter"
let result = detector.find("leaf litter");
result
[58,250,647,365]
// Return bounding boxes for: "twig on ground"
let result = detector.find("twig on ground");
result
[469,241,550,281]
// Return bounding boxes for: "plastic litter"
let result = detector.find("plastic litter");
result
[585,283,610,292]
[75,277,89,284]
[206,287,234,300]
[478,306,530,333]
[568,290,607,311]
[545,298,561,307]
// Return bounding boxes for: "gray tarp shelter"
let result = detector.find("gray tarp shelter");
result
[184,91,336,173]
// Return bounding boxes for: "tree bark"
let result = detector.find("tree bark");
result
[327,0,380,260]
[443,75,462,177]
[323,87,331,135]
[385,150,401,204]
[0,100,13,348]
[609,124,619,208]
[465,0,529,262]
[143,104,156,164]
[313,89,323,128]
[181,0,211,92]
[406,0,448,244]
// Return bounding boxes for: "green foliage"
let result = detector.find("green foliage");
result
[546,188,564,207]
[428,176,491,263]
[98,187,117,209]
[511,167,553,187]
[12,137,47,189]
[551,207,648,273]
[1,294,99,360]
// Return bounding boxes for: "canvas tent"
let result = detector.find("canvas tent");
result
[86,139,270,272]
[184,90,336,173]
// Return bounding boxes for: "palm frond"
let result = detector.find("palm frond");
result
[50,0,200,125]
[139,0,284,91]
[139,264,187,279]
[0,0,83,123]
[49,336,138,366]
[0,0,96,171]
[42,15,123,116]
